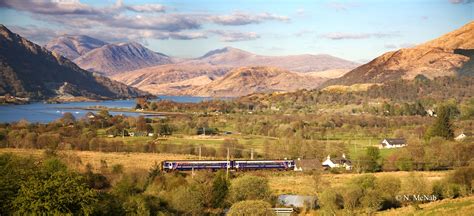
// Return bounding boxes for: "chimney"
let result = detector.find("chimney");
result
[342,153,346,159]
[327,155,331,160]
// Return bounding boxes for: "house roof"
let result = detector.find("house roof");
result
[460,132,472,136]
[296,159,322,170]
[330,157,352,166]
[382,138,406,145]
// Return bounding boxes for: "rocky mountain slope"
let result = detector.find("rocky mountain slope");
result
[73,42,172,76]
[324,21,474,86]
[0,25,147,100]
[44,35,108,60]
[112,63,231,95]
[192,46,358,73]
[185,66,326,97]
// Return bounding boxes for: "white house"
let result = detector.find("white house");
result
[380,138,407,149]
[426,109,437,117]
[455,132,472,141]
[322,154,352,170]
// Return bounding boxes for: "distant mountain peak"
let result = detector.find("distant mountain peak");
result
[199,46,251,59]
[0,24,15,40]
[45,34,108,60]
[73,41,172,76]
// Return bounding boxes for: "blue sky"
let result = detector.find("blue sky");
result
[0,0,472,62]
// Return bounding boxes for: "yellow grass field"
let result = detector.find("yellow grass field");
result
[267,171,449,195]
[0,148,198,172]
[377,196,474,216]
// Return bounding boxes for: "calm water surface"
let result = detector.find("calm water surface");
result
[0,96,215,123]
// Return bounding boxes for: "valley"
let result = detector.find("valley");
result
[0,1,472,215]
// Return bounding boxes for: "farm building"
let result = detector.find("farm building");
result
[379,138,407,149]
[322,154,352,170]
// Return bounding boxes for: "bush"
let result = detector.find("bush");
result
[342,186,363,213]
[449,165,474,191]
[375,175,401,209]
[211,171,229,208]
[112,164,124,174]
[227,200,275,216]
[12,171,97,215]
[361,189,383,214]
[0,154,36,214]
[318,189,342,216]
[229,175,271,203]
[170,184,204,215]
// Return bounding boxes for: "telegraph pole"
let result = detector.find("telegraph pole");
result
[251,148,254,160]
[226,147,230,179]
[199,145,202,160]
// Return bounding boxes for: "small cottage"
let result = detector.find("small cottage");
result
[380,138,406,149]
[455,132,472,141]
[426,109,437,117]
[322,154,352,170]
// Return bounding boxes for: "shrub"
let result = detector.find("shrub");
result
[227,200,275,216]
[229,175,271,203]
[342,186,363,212]
[375,175,401,209]
[361,189,383,214]
[211,171,229,208]
[170,184,204,215]
[112,164,124,174]
[12,171,97,215]
[318,189,342,216]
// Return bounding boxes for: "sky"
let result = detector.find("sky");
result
[0,0,472,62]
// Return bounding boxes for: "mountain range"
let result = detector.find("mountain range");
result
[44,35,359,96]
[3,21,471,99]
[323,21,474,87]
[191,46,359,73]
[108,47,357,96]
[0,25,147,101]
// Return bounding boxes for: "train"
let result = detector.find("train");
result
[161,159,295,172]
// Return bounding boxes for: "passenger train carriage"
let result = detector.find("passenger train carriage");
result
[234,160,294,170]
[161,160,295,172]
[162,160,231,171]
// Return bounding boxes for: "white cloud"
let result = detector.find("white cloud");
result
[321,32,399,40]
[210,30,260,42]
[210,12,289,25]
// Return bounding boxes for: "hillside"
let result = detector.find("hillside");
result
[44,35,107,60]
[193,46,358,73]
[324,21,474,86]
[185,66,326,97]
[112,63,231,95]
[0,25,147,100]
[73,42,172,76]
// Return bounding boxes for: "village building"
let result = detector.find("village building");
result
[426,109,437,117]
[380,138,407,149]
[322,154,352,170]
[455,132,472,141]
[85,112,97,119]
